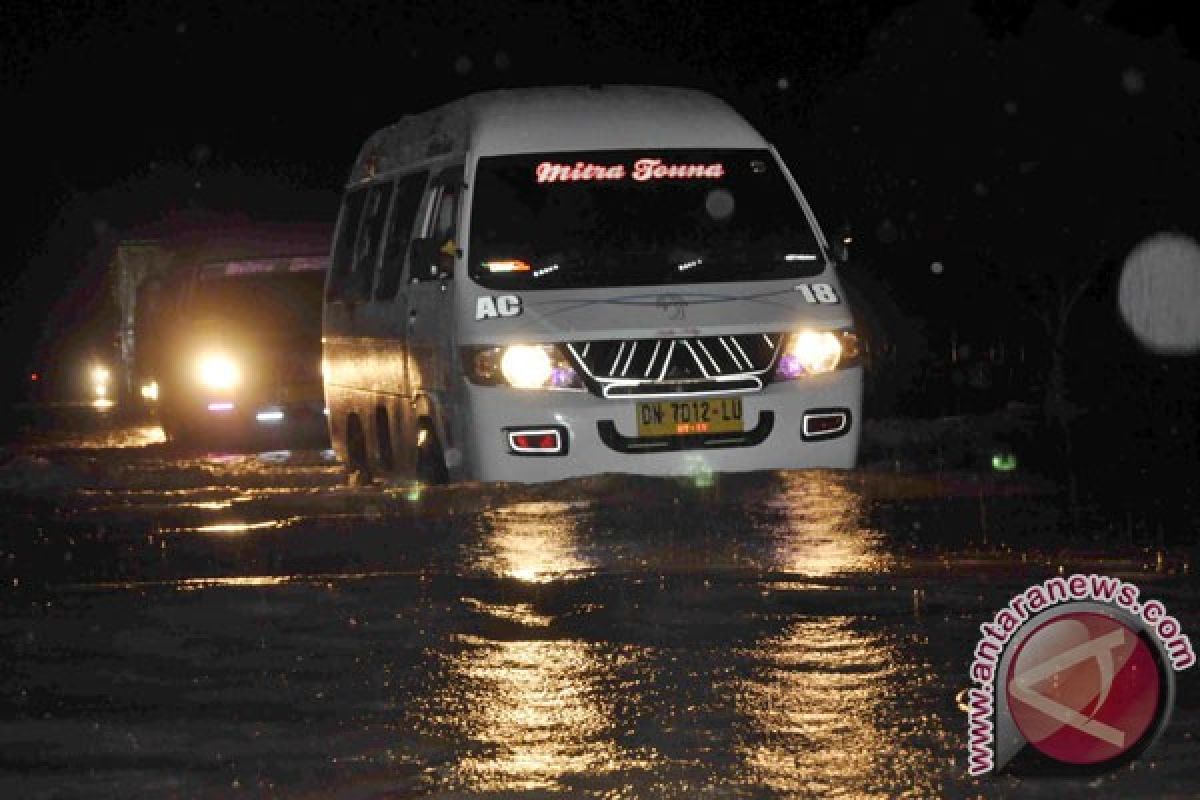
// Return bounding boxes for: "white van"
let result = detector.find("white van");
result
[323,86,862,484]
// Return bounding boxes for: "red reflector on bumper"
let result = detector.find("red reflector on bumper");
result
[506,427,567,455]
[802,409,850,439]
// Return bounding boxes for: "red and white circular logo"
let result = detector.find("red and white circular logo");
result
[1006,611,1163,765]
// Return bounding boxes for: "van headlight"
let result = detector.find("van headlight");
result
[501,345,553,388]
[195,352,242,391]
[462,344,583,390]
[775,330,860,379]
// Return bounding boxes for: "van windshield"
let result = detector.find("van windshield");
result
[468,149,826,290]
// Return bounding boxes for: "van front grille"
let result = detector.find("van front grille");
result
[566,334,780,397]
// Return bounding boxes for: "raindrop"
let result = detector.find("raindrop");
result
[1121,67,1146,96]
[176,22,187,35]
[705,188,735,221]
[776,76,790,91]
[1118,232,1200,353]
[453,55,473,75]
[1003,100,1018,115]
[930,261,944,275]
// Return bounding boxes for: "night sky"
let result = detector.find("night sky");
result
[4,0,1198,405]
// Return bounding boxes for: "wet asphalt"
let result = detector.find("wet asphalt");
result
[0,411,1197,798]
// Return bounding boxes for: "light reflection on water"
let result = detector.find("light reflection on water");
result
[733,618,939,798]
[442,636,627,793]
[436,500,629,793]
[732,474,936,794]
[470,501,596,583]
[427,474,928,794]
[167,517,299,534]
[175,575,291,590]
[766,471,894,577]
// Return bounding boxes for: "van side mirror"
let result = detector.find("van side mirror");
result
[833,224,852,264]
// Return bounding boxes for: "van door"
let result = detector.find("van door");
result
[407,165,463,403]
[371,170,430,401]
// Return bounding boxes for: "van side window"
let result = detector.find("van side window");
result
[375,171,429,300]
[434,185,459,242]
[328,188,367,298]
[411,166,463,282]
[349,182,393,298]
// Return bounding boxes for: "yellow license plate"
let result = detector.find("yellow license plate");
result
[636,396,744,437]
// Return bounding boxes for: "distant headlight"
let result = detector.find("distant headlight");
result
[196,353,242,391]
[775,330,859,379]
[462,344,582,390]
[90,364,110,398]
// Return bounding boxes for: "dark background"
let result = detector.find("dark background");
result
[3,0,1199,500]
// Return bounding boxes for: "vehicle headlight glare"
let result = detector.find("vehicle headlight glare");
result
[500,345,554,389]
[779,331,843,377]
[464,344,582,389]
[196,353,242,390]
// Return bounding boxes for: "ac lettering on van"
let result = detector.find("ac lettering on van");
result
[534,159,726,184]
[476,295,523,320]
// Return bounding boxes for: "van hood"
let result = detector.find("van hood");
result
[457,279,854,344]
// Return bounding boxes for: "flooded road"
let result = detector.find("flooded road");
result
[1,415,1197,798]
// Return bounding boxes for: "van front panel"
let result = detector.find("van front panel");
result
[453,146,861,481]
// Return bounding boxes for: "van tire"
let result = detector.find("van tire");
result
[345,414,371,485]
[374,406,395,471]
[416,420,449,485]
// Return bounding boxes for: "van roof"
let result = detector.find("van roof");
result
[349,85,768,185]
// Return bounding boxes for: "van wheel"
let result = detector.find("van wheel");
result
[416,420,449,485]
[345,414,372,486]
[374,406,394,471]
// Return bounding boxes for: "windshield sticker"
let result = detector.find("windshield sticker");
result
[796,283,840,304]
[535,158,726,184]
[476,294,523,320]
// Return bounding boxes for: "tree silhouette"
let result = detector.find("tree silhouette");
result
[806,0,1200,442]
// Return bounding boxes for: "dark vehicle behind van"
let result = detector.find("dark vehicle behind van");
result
[153,255,329,448]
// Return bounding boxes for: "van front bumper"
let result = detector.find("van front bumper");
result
[459,368,862,483]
